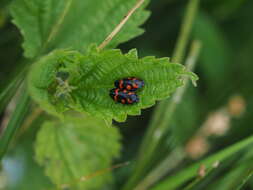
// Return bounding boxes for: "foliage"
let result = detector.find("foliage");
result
[151,135,253,190]
[35,116,121,189]
[10,0,150,58]
[28,45,196,122]
[1,0,253,190]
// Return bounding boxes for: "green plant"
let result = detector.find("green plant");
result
[1,0,253,189]
[0,0,196,188]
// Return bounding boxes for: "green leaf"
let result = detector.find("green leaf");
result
[35,115,121,190]
[0,88,30,160]
[0,65,27,114]
[28,45,197,122]
[151,135,253,190]
[3,116,53,190]
[170,88,199,145]
[212,164,250,190]
[208,149,253,190]
[213,0,248,19]
[10,0,150,58]
[0,76,21,114]
[192,12,231,91]
[236,169,253,190]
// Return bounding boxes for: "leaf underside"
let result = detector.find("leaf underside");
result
[10,0,150,58]
[28,45,197,122]
[35,116,121,189]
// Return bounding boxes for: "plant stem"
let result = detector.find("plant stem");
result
[138,0,199,161]
[181,166,215,190]
[133,40,202,190]
[16,107,43,138]
[172,0,200,63]
[0,63,28,114]
[134,148,186,190]
[98,0,145,50]
[122,0,200,189]
[0,87,30,160]
[236,169,253,190]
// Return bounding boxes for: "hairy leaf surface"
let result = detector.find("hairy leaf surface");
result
[28,45,197,122]
[35,116,121,189]
[10,0,150,58]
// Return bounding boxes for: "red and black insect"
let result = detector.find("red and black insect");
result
[110,88,139,105]
[114,77,144,91]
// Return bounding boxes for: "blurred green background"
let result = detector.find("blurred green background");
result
[1,0,253,189]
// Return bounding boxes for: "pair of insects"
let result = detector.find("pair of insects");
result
[110,77,144,105]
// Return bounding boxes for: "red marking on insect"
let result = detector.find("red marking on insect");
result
[114,77,144,92]
[133,83,138,89]
[109,88,139,105]
[126,85,132,90]
[114,95,118,101]
[119,80,124,89]
[127,98,133,104]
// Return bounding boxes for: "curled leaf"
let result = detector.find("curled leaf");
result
[28,45,197,122]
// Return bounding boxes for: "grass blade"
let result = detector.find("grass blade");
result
[0,87,30,160]
[151,135,253,190]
